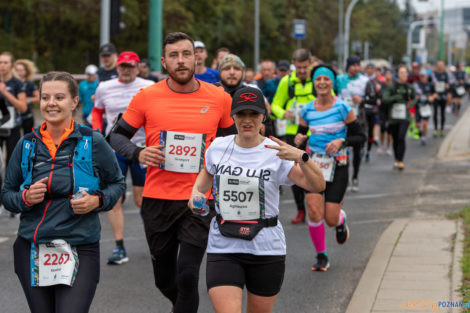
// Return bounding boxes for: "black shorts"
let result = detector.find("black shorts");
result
[141,197,215,257]
[206,253,286,297]
[306,163,348,203]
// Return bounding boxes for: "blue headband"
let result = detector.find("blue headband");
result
[313,67,335,85]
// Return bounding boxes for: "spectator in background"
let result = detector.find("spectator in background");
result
[97,43,118,83]
[194,41,220,84]
[14,59,39,135]
[138,59,159,82]
[211,47,230,70]
[244,68,255,84]
[78,64,98,127]
[263,60,290,103]
[255,60,276,90]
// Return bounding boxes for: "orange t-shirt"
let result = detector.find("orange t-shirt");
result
[122,79,233,200]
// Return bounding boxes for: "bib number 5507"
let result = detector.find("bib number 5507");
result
[223,190,254,202]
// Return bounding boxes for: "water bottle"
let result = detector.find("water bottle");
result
[192,195,210,216]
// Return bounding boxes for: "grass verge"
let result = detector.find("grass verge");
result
[450,207,470,306]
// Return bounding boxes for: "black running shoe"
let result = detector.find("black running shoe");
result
[312,253,330,271]
[335,210,349,244]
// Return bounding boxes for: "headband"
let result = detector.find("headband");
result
[313,66,335,85]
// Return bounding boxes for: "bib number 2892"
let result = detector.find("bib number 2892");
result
[160,131,206,173]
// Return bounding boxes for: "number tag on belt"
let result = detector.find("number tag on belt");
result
[391,103,407,120]
[310,152,336,182]
[160,131,206,173]
[215,174,264,221]
[30,239,78,287]
[419,104,432,118]
[456,86,465,96]
[435,81,446,93]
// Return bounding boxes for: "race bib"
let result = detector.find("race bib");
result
[435,81,446,93]
[215,174,264,221]
[0,107,18,129]
[160,131,206,173]
[345,97,358,116]
[275,119,287,137]
[456,86,465,96]
[391,103,407,120]
[31,239,78,287]
[419,104,432,118]
[310,152,336,182]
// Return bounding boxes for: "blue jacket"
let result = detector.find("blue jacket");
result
[1,122,126,245]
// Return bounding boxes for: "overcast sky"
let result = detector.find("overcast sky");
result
[397,0,470,13]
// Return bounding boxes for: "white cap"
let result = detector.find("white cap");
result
[450,65,456,72]
[194,41,205,49]
[85,64,98,75]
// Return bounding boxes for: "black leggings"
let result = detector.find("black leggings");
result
[365,110,376,152]
[351,143,363,180]
[13,236,100,313]
[0,126,21,166]
[388,121,409,162]
[433,99,446,131]
[285,134,306,212]
[152,241,205,313]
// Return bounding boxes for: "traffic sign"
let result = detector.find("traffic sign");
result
[293,19,306,39]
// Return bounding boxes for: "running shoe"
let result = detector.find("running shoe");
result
[386,148,392,156]
[336,210,349,244]
[107,247,129,265]
[440,130,445,137]
[421,138,427,146]
[312,253,330,272]
[351,179,359,192]
[393,161,399,170]
[291,210,305,224]
[365,153,370,163]
[398,162,404,171]
[377,146,384,154]
[433,130,438,138]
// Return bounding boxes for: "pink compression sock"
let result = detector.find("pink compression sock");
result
[337,210,344,226]
[308,220,326,253]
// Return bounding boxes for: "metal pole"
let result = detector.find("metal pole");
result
[254,0,259,72]
[439,0,445,60]
[297,39,301,49]
[447,37,452,66]
[338,0,344,67]
[100,0,110,47]
[148,0,162,72]
[407,19,435,68]
[343,0,360,70]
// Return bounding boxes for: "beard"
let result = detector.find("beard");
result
[168,65,195,85]
[221,76,242,88]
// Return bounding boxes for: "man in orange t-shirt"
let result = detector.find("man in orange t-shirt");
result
[109,32,234,313]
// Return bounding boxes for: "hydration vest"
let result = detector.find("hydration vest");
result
[20,126,100,195]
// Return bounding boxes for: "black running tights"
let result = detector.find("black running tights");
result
[433,100,446,131]
[388,121,410,162]
[365,110,376,152]
[152,241,205,313]
[13,236,100,313]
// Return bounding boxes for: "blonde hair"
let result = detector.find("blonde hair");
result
[14,59,37,81]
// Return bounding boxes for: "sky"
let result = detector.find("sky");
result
[397,0,470,13]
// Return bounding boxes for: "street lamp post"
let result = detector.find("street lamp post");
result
[254,0,259,72]
[407,19,435,68]
[343,0,360,69]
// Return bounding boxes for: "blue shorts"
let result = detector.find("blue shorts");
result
[115,152,146,186]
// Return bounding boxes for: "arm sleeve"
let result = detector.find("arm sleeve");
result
[108,117,141,162]
[218,91,234,129]
[382,84,401,105]
[1,139,35,213]
[345,120,366,147]
[92,133,126,212]
[271,77,289,119]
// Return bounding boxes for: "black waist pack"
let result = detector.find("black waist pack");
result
[215,214,278,241]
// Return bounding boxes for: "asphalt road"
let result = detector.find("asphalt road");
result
[0,99,469,313]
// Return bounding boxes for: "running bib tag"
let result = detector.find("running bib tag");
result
[345,97,358,116]
[310,152,336,182]
[160,131,206,173]
[419,104,432,118]
[456,86,465,96]
[30,239,78,287]
[435,81,446,93]
[391,103,407,120]
[215,175,265,221]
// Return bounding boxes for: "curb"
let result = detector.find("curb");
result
[344,219,408,313]
[437,102,470,160]
[452,218,464,313]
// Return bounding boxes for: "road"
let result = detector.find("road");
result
[0,100,469,313]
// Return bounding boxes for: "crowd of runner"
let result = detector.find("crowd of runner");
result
[0,31,468,313]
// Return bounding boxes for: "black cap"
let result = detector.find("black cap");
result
[277,60,290,71]
[140,59,151,66]
[231,87,266,116]
[346,55,361,71]
[100,43,116,56]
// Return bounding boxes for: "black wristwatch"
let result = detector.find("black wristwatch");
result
[301,152,309,163]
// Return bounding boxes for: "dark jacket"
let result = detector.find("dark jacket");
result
[1,122,125,245]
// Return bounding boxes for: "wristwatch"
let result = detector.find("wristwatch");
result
[301,152,309,163]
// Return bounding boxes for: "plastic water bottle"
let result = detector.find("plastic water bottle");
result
[192,195,210,216]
